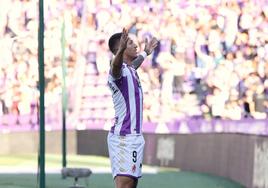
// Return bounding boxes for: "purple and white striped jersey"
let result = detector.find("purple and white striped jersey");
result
[107,63,143,136]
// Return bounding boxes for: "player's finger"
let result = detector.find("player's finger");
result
[123,29,129,38]
[152,38,158,45]
[152,40,158,44]
[121,31,125,40]
[152,38,158,44]
[151,41,157,46]
[123,28,129,35]
[121,33,127,42]
[145,37,148,45]
[151,37,157,42]
[122,29,126,39]
[150,41,157,48]
[152,44,157,49]
[125,28,129,34]
[126,36,129,42]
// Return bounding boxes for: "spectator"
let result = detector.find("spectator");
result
[1,0,268,130]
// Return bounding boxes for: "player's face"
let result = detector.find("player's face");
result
[124,39,138,59]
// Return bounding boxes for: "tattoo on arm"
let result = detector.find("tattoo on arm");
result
[132,55,145,70]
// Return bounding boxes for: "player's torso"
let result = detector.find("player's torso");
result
[107,64,143,136]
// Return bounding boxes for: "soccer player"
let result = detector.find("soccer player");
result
[107,28,158,188]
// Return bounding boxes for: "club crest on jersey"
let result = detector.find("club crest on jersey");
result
[132,164,136,173]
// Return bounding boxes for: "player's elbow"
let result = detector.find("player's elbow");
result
[111,66,121,79]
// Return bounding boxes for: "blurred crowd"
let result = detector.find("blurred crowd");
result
[0,0,77,125]
[0,0,268,126]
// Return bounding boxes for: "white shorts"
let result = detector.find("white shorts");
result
[107,132,145,179]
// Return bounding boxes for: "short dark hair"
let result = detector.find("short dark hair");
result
[108,32,122,54]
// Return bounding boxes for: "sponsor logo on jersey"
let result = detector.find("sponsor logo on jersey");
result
[119,167,126,172]
[119,142,126,147]
[119,159,125,164]
[108,81,118,94]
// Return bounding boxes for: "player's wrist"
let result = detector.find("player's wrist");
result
[144,49,150,55]
[140,51,148,59]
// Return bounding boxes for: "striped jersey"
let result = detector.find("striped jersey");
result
[107,63,143,136]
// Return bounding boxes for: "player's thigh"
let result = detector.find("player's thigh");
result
[115,175,138,188]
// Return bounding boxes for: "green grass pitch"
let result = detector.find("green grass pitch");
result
[0,154,244,188]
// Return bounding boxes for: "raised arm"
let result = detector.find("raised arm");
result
[132,54,146,70]
[111,28,129,78]
[132,37,158,70]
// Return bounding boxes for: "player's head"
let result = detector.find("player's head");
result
[108,32,138,59]
[108,33,121,55]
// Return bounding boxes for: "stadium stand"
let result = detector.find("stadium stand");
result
[0,0,267,131]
